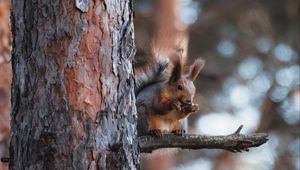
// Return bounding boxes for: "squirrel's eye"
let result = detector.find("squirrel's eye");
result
[177,85,183,90]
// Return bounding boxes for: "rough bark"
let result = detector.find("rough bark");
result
[10,0,137,169]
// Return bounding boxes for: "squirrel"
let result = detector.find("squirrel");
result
[135,50,205,137]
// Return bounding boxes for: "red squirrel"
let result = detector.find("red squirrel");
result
[135,52,205,137]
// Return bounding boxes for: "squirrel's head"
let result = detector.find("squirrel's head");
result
[167,58,205,105]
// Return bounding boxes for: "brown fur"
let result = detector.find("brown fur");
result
[137,55,205,136]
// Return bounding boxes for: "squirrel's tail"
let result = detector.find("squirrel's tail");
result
[134,49,170,94]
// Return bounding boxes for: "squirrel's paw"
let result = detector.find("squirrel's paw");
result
[149,129,163,137]
[170,100,182,111]
[181,103,199,113]
[172,129,186,136]
[191,104,199,112]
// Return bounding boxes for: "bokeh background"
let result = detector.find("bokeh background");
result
[0,0,299,170]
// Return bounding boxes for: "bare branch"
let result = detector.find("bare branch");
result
[138,126,268,153]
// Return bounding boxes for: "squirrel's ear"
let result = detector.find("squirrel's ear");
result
[188,58,205,81]
[169,62,182,83]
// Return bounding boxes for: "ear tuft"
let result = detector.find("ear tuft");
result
[169,61,182,83]
[188,58,205,81]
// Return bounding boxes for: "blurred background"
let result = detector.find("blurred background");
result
[0,0,299,170]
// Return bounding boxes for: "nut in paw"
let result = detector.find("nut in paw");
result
[181,103,198,113]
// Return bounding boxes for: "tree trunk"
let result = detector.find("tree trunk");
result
[10,0,137,169]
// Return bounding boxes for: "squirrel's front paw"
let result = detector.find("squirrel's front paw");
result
[190,104,199,112]
[181,103,199,113]
[170,100,181,111]
[149,129,163,137]
[172,129,186,136]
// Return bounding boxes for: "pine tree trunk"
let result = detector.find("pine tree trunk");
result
[10,0,137,169]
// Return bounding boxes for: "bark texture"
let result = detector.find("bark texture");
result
[139,126,268,153]
[10,0,137,169]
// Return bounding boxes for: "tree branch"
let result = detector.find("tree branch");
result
[138,125,268,153]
